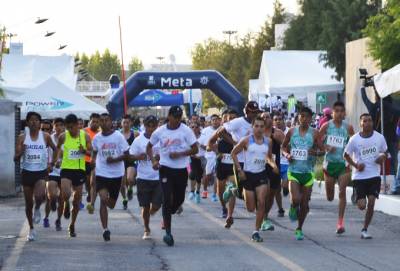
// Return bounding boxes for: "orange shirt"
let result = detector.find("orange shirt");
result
[84,127,98,162]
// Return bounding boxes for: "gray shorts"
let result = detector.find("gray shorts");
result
[136,179,162,207]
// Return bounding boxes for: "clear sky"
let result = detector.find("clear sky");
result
[1,0,298,65]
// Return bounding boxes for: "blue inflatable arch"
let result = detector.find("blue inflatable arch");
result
[107,70,245,119]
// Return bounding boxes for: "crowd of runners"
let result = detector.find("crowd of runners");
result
[14,100,388,245]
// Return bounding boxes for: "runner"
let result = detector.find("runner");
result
[231,116,278,242]
[199,114,221,202]
[91,113,129,241]
[208,109,238,227]
[319,101,355,234]
[56,114,92,237]
[146,105,198,246]
[273,113,290,197]
[129,115,162,240]
[344,113,387,239]
[43,118,65,231]
[282,107,320,240]
[84,113,100,213]
[120,115,136,210]
[260,112,285,232]
[14,112,57,241]
[188,121,206,204]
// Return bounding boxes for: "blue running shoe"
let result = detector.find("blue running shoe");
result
[43,217,50,228]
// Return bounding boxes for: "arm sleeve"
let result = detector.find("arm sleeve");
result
[380,135,388,153]
[92,136,98,151]
[119,134,130,152]
[185,127,197,146]
[344,137,354,156]
[129,141,139,155]
[149,128,161,146]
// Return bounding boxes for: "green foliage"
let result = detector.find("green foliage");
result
[363,0,400,70]
[127,56,144,77]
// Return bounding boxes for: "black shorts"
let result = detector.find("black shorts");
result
[47,175,61,185]
[85,162,92,176]
[242,170,268,191]
[96,176,122,201]
[21,170,47,188]
[354,177,381,200]
[60,169,86,187]
[137,179,162,207]
[124,160,136,170]
[189,157,204,183]
[267,164,281,190]
[216,160,234,181]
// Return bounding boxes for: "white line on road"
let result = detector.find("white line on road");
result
[186,201,305,271]
[2,220,29,271]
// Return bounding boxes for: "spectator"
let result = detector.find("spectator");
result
[318,107,332,128]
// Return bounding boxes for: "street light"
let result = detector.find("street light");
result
[35,17,48,24]
[222,30,237,45]
[6,33,17,47]
[44,31,55,37]
[156,56,164,64]
[58,44,67,50]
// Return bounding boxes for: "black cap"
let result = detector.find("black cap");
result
[245,101,261,113]
[168,105,183,117]
[144,115,158,125]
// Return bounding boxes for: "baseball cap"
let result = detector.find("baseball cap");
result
[323,107,332,115]
[144,115,158,125]
[168,105,183,117]
[245,101,261,113]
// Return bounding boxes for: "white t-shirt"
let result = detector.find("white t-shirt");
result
[223,117,252,162]
[344,131,387,180]
[194,135,205,158]
[199,126,218,159]
[129,133,160,181]
[149,123,197,169]
[92,131,129,178]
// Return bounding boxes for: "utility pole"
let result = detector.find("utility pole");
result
[222,30,237,45]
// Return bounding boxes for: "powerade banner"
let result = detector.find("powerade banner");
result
[24,97,73,111]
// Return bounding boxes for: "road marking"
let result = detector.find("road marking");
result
[186,201,305,271]
[2,220,29,271]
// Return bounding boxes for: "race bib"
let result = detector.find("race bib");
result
[360,146,378,160]
[26,154,42,164]
[290,149,308,161]
[221,153,233,164]
[327,135,345,148]
[68,150,83,160]
[101,148,116,158]
[253,158,266,166]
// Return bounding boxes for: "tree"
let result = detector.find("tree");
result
[363,0,400,70]
[127,56,144,77]
[76,49,121,81]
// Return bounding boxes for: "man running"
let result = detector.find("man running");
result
[231,116,278,242]
[14,112,57,241]
[56,114,92,237]
[188,121,205,204]
[344,113,387,239]
[129,115,162,240]
[91,113,129,241]
[319,101,355,234]
[43,118,65,231]
[146,106,198,246]
[273,113,290,197]
[282,107,320,240]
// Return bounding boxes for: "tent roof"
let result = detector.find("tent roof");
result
[248,79,260,101]
[258,50,343,99]
[14,77,106,119]
[374,63,400,98]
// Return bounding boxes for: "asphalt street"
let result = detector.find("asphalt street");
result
[1,189,400,271]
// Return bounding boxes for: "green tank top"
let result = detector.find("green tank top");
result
[324,120,348,163]
[61,130,86,170]
[288,127,315,173]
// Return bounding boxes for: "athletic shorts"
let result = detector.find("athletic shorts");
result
[96,176,122,201]
[205,157,216,175]
[21,169,47,188]
[280,164,289,181]
[47,175,61,185]
[323,161,348,179]
[354,177,381,200]
[288,171,314,187]
[216,160,234,181]
[85,162,92,176]
[189,157,204,183]
[136,179,162,207]
[242,170,268,191]
[60,169,86,187]
[124,160,136,170]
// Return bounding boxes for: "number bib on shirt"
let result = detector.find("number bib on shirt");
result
[360,146,377,160]
[290,149,308,161]
[253,158,266,166]
[221,153,233,164]
[26,154,42,164]
[327,135,345,148]
[68,150,83,160]
[101,149,116,158]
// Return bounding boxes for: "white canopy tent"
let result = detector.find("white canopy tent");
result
[374,63,400,98]
[14,77,106,119]
[257,50,343,111]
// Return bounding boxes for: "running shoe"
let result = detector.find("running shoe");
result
[176,206,183,215]
[289,206,298,222]
[79,202,84,210]
[143,231,151,240]
[163,233,174,246]
[211,193,218,202]
[26,229,37,241]
[361,230,372,239]
[33,208,41,224]
[127,188,133,201]
[43,217,50,228]
[103,229,111,241]
[195,193,201,204]
[223,184,234,203]
[50,199,57,212]
[63,201,70,219]
[201,191,208,199]
[68,224,76,238]
[123,199,128,210]
[278,208,285,217]
[55,219,62,231]
[336,225,345,235]
[295,229,304,241]
[225,217,234,229]
[261,219,275,231]
[251,231,263,242]
[188,191,195,201]
[222,207,228,218]
[86,203,95,214]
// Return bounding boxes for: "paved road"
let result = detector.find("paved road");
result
[1,189,400,271]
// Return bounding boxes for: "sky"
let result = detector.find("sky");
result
[1,0,299,65]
